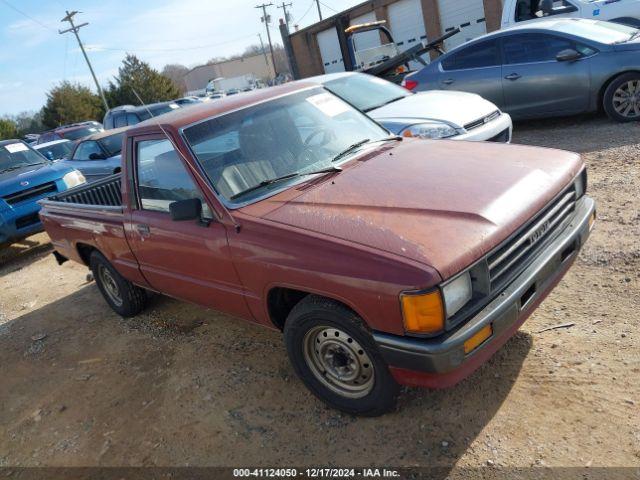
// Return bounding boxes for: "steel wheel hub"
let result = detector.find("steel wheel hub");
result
[613,80,640,118]
[303,326,374,399]
[98,265,123,307]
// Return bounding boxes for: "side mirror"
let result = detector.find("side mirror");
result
[169,198,202,222]
[89,152,106,160]
[556,49,582,62]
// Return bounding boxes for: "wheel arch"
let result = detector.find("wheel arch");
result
[75,242,99,266]
[598,70,640,111]
[266,285,369,331]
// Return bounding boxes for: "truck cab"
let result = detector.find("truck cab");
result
[502,0,640,29]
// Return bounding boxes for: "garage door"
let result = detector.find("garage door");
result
[438,0,487,51]
[387,0,429,68]
[350,12,380,52]
[317,27,345,74]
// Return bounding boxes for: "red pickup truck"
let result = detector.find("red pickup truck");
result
[39,83,596,416]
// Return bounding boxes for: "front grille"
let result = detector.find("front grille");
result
[464,110,501,131]
[15,212,41,230]
[487,185,577,291]
[487,128,510,143]
[3,182,57,205]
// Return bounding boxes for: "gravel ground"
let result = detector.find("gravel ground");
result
[0,114,638,472]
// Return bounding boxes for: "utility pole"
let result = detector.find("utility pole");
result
[59,10,109,111]
[256,3,278,79]
[257,33,274,78]
[315,0,323,20]
[277,2,293,30]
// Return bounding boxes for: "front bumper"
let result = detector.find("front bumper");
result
[0,202,45,244]
[454,112,513,143]
[374,195,595,388]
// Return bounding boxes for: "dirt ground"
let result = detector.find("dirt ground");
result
[0,114,638,471]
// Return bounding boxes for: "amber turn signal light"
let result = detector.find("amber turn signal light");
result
[464,324,493,354]
[401,291,445,334]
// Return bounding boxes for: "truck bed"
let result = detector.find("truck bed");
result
[44,173,122,209]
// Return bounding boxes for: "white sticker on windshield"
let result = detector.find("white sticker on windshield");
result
[5,143,29,153]
[306,93,350,117]
[169,103,180,109]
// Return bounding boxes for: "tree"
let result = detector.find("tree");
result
[106,54,182,107]
[41,81,104,129]
[161,64,189,94]
[0,118,18,140]
[11,111,45,136]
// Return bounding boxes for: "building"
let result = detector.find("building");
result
[287,0,504,78]
[183,53,275,92]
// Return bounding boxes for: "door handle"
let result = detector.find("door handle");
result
[136,224,150,237]
[442,78,455,85]
[504,73,522,81]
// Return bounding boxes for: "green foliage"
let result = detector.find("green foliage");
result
[0,118,19,140]
[41,81,104,129]
[106,54,182,107]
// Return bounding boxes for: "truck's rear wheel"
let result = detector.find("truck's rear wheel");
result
[283,295,399,416]
[90,251,147,317]
[604,73,640,122]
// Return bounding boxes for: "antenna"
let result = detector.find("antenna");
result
[130,89,241,232]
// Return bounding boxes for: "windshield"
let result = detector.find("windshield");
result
[63,126,102,140]
[98,132,125,157]
[0,142,47,172]
[323,74,411,112]
[556,20,639,44]
[183,87,389,204]
[36,141,73,160]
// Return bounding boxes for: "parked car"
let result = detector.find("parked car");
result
[39,83,596,415]
[207,92,226,100]
[33,139,74,161]
[403,19,640,122]
[174,96,202,106]
[310,72,512,141]
[103,102,181,129]
[502,0,640,29]
[36,123,104,144]
[0,140,85,244]
[58,128,127,182]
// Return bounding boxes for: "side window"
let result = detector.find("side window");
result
[441,40,500,70]
[114,113,128,128]
[136,139,210,216]
[503,34,574,64]
[126,113,140,125]
[73,141,103,160]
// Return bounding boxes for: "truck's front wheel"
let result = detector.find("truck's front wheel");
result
[90,251,147,317]
[284,295,399,416]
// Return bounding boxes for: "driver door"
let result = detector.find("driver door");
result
[125,135,251,320]
[501,33,593,118]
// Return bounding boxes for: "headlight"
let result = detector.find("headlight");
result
[400,290,445,334]
[401,122,459,140]
[62,170,86,189]
[442,272,473,318]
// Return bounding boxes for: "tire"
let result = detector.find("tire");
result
[90,251,147,317]
[283,295,400,416]
[603,73,640,123]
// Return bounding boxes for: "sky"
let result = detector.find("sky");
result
[0,0,363,116]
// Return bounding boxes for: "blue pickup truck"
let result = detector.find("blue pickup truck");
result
[0,140,86,245]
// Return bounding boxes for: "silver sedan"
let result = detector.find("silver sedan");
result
[403,19,640,122]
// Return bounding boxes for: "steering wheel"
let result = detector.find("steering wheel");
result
[304,128,334,148]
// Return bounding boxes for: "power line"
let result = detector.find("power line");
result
[0,0,56,32]
[84,33,257,53]
[297,0,315,23]
[318,1,338,13]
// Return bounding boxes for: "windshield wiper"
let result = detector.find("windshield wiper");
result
[229,166,342,201]
[0,163,43,173]
[332,139,371,163]
[364,96,408,112]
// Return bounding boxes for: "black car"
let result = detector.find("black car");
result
[103,102,181,129]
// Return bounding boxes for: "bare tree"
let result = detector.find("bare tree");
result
[161,64,190,94]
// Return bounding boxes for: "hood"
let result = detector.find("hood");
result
[244,140,583,279]
[368,91,498,129]
[0,162,75,209]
